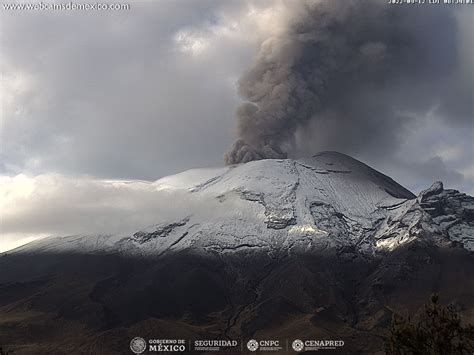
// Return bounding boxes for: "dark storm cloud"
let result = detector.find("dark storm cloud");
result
[225,0,472,164]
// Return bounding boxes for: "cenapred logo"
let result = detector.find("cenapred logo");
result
[130,337,147,354]
[292,339,304,352]
[247,339,259,351]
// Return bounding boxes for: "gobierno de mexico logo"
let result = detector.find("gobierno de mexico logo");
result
[130,337,147,354]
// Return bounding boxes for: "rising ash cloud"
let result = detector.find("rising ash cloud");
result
[225,0,471,165]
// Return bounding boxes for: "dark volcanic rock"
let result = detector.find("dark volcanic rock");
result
[0,243,472,354]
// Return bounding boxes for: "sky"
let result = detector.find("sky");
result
[1,0,473,251]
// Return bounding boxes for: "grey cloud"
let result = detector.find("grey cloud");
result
[0,1,256,179]
[376,156,473,199]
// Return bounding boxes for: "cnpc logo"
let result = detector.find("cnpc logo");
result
[247,339,281,351]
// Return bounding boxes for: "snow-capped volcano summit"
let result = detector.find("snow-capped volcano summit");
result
[155,151,414,201]
[13,151,472,256]
[133,151,418,255]
[1,152,473,354]
[123,151,473,253]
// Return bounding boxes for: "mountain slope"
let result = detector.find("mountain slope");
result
[0,152,472,354]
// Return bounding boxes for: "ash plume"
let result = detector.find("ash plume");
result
[225,0,462,164]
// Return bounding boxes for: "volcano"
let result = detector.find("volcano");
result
[1,152,473,353]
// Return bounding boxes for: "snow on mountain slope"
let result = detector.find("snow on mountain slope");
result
[8,152,473,256]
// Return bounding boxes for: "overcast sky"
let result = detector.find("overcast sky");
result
[1,0,473,251]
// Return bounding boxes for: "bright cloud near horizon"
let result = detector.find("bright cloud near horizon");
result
[1,0,473,251]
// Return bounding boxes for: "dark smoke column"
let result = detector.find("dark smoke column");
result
[224,0,457,165]
[224,10,319,164]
